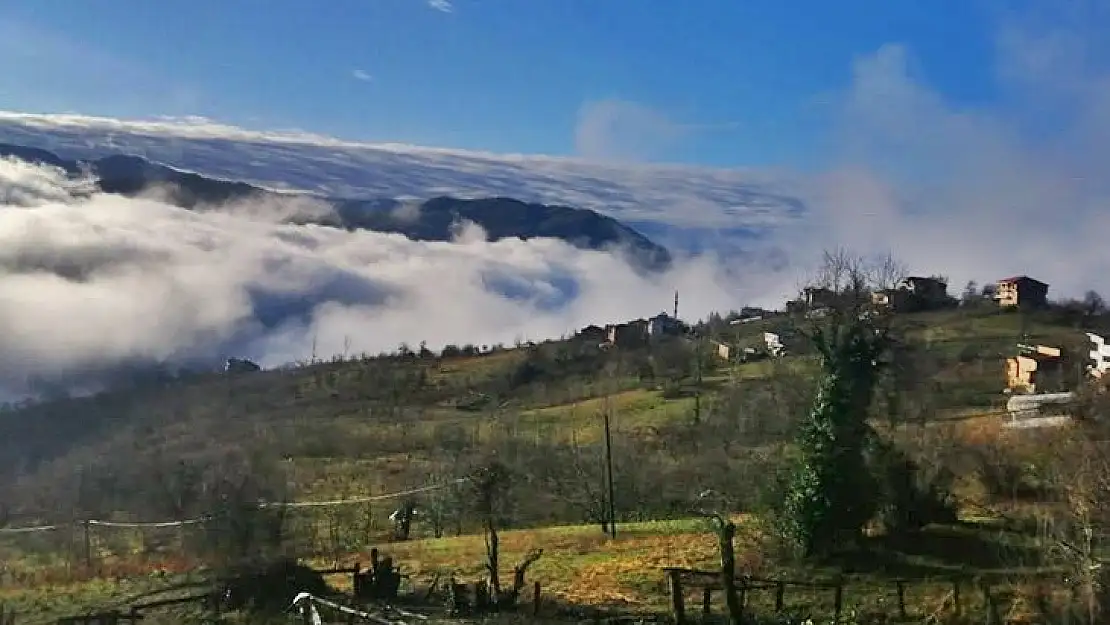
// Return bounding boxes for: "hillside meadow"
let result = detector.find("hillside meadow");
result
[0,298,1108,622]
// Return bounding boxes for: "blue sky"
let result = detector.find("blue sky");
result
[0,0,1072,168]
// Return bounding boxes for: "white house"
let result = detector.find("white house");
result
[764,332,785,357]
[1089,333,1110,378]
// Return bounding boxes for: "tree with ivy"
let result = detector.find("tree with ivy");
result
[780,249,896,558]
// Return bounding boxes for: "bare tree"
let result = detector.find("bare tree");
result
[1037,426,1110,623]
[868,251,910,292]
[469,461,511,600]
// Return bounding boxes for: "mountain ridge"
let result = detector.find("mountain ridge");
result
[0,143,672,272]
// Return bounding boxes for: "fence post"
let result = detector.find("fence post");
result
[982,582,1001,625]
[833,579,844,620]
[775,581,786,612]
[896,580,907,619]
[952,578,962,616]
[83,520,93,572]
[668,570,686,625]
[737,577,747,622]
[702,587,712,615]
[533,581,542,616]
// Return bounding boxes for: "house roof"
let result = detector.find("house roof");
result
[997,275,1048,286]
[904,276,946,285]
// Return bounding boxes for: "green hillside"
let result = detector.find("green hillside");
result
[1,298,1109,623]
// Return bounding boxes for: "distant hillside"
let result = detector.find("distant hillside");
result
[0,144,673,272]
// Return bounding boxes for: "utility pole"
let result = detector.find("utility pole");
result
[602,408,617,539]
[691,323,703,424]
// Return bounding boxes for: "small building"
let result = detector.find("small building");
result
[764,332,786,357]
[606,320,649,347]
[647,312,684,340]
[994,276,1049,308]
[712,340,731,362]
[871,276,949,312]
[225,358,261,374]
[900,276,947,298]
[1005,344,1063,394]
[1089,333,1110,379]
[802,287,839,310]
[577,324,607,343]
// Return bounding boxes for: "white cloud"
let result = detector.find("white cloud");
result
[788,0,1110,299]
[1,0,1107,400]
[574,99,685,163]
[0,109,800,230]
[351,69,373,82]
[573,98,741,163]
[0,158,788,398]
[428,0,453,13]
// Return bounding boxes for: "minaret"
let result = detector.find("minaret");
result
[673,290,679,319]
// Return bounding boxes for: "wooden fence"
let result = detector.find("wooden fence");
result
[662,567,1005,624]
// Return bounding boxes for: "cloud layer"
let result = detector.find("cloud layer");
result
[796,1,1110,298]
[0,157,784,398]
[0,1,1108,399]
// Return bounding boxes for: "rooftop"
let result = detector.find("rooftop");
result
[997,275,1048,286]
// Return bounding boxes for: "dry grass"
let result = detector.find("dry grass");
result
[327,518,750,610]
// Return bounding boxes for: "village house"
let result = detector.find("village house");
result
[900,276,949,304]
[605,319,649,347]
[787,287,837,313]
[803,287,838,309]
[872,276,950,312]
[764,332,786,357]
[994,276,1049,308]
[712,340,731,362]
[1005,343,1063,394]
[1089,333,1110,379]
[576,324,607,343]
[647,312,684,340]
[225,358,261,374]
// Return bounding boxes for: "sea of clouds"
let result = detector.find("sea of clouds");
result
[2,0,1110,398]
[0,156,792,398]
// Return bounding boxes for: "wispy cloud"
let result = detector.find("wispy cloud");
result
[428,0,453,13]
[573,98,739,163]
[787,0,1110,299]
[351,69,373,82]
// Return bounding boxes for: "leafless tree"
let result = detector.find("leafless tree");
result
[1036,427,1110,624]
[469,461,512,599]
[868,251,910,292]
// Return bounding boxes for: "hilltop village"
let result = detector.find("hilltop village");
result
[583,273,1109,425]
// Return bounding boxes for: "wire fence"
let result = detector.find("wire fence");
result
[0,478,470,584]
[0,479,467,535]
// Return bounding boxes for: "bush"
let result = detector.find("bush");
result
[872,440,958,534]
[969,442,1051,501]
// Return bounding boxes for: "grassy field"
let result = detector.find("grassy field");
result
[0,514,1069,623]
[0,305,1105,622]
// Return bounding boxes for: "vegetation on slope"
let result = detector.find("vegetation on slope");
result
[2,252,1110,622]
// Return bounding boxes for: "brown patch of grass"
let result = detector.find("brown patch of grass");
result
[355,518,761,609]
